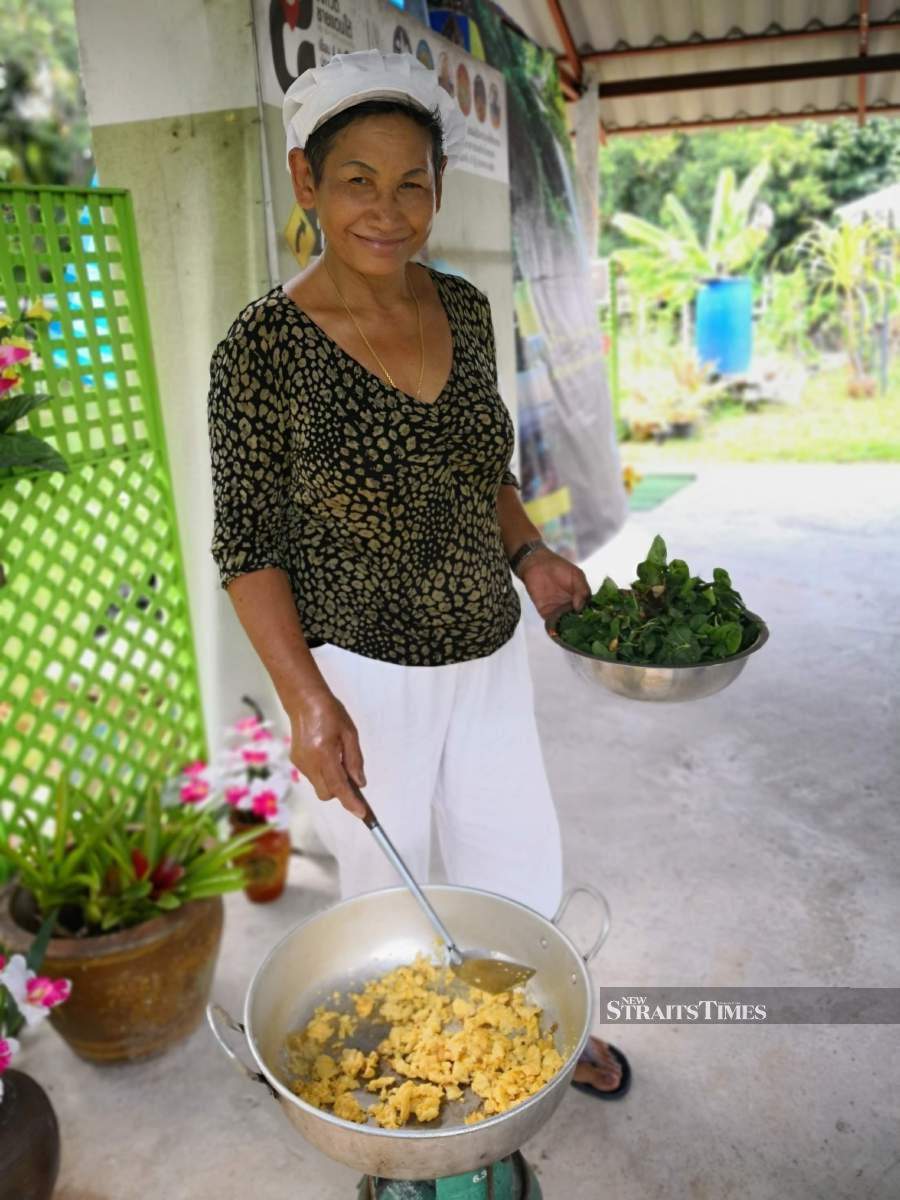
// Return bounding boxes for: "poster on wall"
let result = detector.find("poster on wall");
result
[256,0,509,274]
[367,1,508,184]
[428,6,486,58]
[255,0,508,186]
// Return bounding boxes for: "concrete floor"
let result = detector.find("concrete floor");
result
[22,464,900,1200]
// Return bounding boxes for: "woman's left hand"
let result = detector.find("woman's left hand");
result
[518,547,591,620]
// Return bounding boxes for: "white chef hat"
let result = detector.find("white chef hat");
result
[282,49,467,171]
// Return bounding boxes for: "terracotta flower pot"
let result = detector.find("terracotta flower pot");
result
[228,813,291,903]
[0,889,223,1064]
[0,1069,60,1200]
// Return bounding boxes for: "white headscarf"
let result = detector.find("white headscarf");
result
[282,49,467,171]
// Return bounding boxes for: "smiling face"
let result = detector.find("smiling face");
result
[289,112,445,277]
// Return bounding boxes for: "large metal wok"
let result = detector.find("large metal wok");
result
[208,883,609,1181]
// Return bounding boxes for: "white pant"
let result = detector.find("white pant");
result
[302,619,564,919]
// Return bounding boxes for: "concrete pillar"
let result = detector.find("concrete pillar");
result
[74,0,282,746]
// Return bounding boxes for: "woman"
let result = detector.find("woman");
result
[208,50,628,1100]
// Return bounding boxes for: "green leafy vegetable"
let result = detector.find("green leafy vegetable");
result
[557,536,763,667]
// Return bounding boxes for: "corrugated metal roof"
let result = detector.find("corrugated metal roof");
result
[496,0,900,132]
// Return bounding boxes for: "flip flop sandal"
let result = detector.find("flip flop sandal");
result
[570,1040,632,1101]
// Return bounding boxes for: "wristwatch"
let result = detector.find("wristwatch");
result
[508,538,547,577]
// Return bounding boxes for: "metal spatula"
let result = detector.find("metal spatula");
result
[348,780,535,994]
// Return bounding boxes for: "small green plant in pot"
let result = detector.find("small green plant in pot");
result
[0,782,264,1062]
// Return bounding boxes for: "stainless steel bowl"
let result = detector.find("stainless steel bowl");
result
[545,604,768,703]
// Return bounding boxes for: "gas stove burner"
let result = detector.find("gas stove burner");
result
[360,1151,542,1199]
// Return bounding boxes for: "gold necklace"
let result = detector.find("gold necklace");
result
[325,262,425,400]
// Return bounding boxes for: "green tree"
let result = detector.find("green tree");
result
[600,119,900,269]
[0,0,93,185]
[814,119,900,208]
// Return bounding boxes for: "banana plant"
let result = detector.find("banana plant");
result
[611,163,771,306]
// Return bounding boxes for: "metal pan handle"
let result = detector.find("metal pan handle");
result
[552,885,611,963]
[206,1003,277,1098]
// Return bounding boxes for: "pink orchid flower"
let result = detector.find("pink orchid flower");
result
[0,344,30,367]
[180,778,210,804]
[0,375,19,394]
[0,1036,19,1075]
[182,760,208,776]
[26,976,72,1009]
[0,955,5,972]
[0,955,60,1029]
[251,790,280,820]
[241,748,269,766]
[251,727,274,742]
[0,1036,19,1101]
[233,716,261,733]
[290,767,301,783]
[225,785,250,807]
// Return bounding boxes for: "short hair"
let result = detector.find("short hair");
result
[303,99,444,184]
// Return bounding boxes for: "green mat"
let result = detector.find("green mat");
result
[628,473,696,511]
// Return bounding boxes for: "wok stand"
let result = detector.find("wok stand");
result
[358,1151,542,1198]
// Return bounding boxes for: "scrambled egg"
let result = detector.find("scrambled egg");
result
[284,956,563,1129]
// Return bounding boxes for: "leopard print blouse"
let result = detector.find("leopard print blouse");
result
[208,268,521,666]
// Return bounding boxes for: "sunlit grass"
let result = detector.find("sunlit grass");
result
[619,364,900,465]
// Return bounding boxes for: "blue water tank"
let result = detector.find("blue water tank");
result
[695,277,753,375]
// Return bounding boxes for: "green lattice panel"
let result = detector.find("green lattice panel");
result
[0,185,205,803]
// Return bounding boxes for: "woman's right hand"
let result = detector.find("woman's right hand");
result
[289,688,367,819]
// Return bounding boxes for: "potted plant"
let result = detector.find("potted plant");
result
[612,164,771,375]
[172,702,298,904]
[0,918,70,1199]
[0,781,263,1063]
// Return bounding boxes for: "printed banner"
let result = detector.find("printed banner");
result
[460,0,626,559]
[256,0,508,183]
[367,1,508,184]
